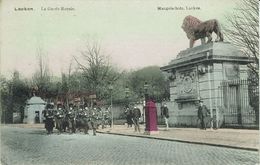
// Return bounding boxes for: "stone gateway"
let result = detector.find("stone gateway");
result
[161,42,254,128]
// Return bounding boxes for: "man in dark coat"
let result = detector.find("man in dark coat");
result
[54,107,65,134]
[198,100,210,130]
[42,105,55,134]
[75,107,90,134]
[87,107,101,136]
[125,107,133,128]
[67,107,76,134]
[132,106,141,132]
[161,104,169,130]
[101,107,112,129]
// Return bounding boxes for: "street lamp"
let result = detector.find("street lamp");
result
[144,82,149,102]
[108,84,113,128]
[125,86,130,108]
[143,82,149,124]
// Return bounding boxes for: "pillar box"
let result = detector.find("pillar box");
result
[144,100,159,135]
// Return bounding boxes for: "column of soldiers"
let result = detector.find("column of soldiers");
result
[42,103,112,136]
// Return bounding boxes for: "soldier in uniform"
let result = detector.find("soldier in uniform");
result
[62,105,69,132]
[77,107,90,134]
[67,106,76,134]
[96,107,103,129]
[42,104,55,134]
[54,107,65,134]
[87,105,101,136]
[101,107,112,129]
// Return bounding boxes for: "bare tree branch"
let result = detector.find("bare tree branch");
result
[224,0,259,79]
[73,41,120,99]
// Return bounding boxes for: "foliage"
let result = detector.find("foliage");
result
[0,72,30,123]
[128,66,170,102]
[0,76,12,123]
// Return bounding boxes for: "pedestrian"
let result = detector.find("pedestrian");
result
[161,104,169,130]
[35,113,40,123]
[125,107,133,128]
[132,106,141,132]
[197,100,210,130]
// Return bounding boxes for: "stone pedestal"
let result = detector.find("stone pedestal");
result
[161,42,254,127]
[144,100,159,134]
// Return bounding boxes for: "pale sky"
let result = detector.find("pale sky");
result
[0,0,240,79]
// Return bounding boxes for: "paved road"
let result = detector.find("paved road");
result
[1,126,259,165]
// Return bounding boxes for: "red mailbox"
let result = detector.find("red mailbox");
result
[144,100,159,135]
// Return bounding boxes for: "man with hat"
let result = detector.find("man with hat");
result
[161,103,169,130]
[197,100,210,130]
[132,106,141,132]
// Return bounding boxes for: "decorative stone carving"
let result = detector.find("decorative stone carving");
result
[224,63,239,80]
[176,68,198,99]
[198,65,207,75]
[168,70,176,81]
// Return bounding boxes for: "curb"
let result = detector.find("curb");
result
[97,131,259,152]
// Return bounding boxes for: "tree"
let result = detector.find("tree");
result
[74,41,121,100]
[0,71,30,123]
[128,66,170,102]
[32,46,51,98]
[11,71,30,112]
[224,0,259,78]
[0,76,12,123]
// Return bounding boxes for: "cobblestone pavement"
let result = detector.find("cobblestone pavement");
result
[1,126,259,165]
[98,125,259,150]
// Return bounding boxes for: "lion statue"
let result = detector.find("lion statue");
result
[182,15,224,48]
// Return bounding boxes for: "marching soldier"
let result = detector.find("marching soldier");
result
[75,107,89,134]
[88,105,102,136]
[42,104,55,134]
[54,107,65,134]
[67,106,76,134]
[101,107,112,129]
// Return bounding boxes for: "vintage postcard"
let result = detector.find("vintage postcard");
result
[1,0,259,165]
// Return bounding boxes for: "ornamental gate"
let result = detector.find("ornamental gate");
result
[218,80,258,128]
